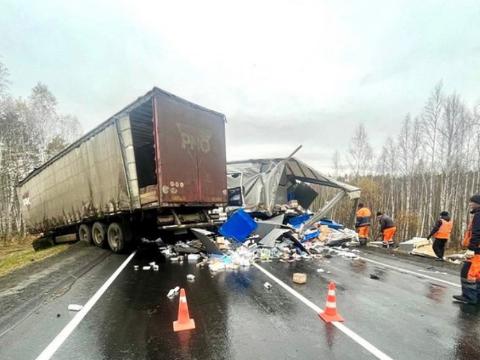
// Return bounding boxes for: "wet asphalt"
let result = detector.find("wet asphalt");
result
[1,244,479,360]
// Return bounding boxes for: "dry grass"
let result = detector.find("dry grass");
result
[0,235,69,278]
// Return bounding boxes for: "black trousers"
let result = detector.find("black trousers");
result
[432,238,447,259]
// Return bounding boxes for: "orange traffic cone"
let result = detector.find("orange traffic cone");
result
[173,288,196,332]
[319,281,344,323]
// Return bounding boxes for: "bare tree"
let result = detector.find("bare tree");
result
[332,150,342,178]
[347,123,374,177]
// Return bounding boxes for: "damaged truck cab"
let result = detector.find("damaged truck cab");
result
[17,87,227,253]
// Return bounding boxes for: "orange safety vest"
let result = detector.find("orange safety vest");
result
[467,255,480,281]
[434,219,453,239]
[356,207,372,226]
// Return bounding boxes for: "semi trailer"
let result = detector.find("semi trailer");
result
[17,87,227,253]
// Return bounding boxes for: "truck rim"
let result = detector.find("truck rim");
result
[79,228,87,241]
[93,227,104,244]
[109,225,121,251]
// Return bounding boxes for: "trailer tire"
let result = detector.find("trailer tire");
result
[107,222,130,253]
[92,222,108,248]
[78,224,92,244]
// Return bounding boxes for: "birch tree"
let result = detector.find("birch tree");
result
[347,123,374,177]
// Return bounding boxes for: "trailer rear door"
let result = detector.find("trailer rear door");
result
[153,94,227,205]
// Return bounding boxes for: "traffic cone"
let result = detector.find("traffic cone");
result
[319,281,344,323]
[173,288,196,332]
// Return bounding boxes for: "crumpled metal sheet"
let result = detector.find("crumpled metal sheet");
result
[227,157,360,214]
[17,123,132,232]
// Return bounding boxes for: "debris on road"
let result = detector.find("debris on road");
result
[187,254,201,262]
[134,265,139,271]
[187,274,195,281]
[167,286,181,299]
[397,237,430,254]
[68,304,83,311]
[293,273,307,284]
[153,265,159,271]
[264,282,272,290]
[317,268,325,273]
[219,208,257,242]
[370,274,380,280]
[142,266,151,270]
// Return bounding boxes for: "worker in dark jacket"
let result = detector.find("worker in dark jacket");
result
[356,203,372,246]
[427,211,453,261]
[376,212,396,248]
[453,194,480,304]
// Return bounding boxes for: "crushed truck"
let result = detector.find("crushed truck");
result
[17,87,227,253]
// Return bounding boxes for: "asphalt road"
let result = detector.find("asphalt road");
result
[0,243,479,360]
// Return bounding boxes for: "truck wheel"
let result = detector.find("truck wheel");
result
[92,222,108,248]
[78,224,92,244]
[107,222,131,253]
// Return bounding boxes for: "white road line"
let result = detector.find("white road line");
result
[358,256,461,288]
[253,263,394,360]
[35,251,136,360]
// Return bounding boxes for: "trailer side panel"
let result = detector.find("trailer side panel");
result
[17,123,132,232]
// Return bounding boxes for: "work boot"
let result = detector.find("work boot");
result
[452,295,472,304]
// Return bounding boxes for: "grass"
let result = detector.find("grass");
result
[0,236,69,278]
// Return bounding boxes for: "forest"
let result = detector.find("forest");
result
[326,83,480,249]
[0,60,82,240]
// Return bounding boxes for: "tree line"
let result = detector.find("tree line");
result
[0,60,82,241]
[325,83,480,249]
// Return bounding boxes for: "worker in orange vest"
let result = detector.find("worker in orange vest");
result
[453,194,480,304]
[376,211,397,248]
[427,211,453,261]
[355,203,371,246]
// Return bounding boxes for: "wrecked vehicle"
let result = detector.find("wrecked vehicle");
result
[226,155,360,234]
[17,87,227,253]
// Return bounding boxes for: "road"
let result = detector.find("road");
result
[0,242,479,360]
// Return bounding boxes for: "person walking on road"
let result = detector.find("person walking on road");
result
[427,211,453,261]
[453,195,480,305]
[355,203,372,246]
[376,212,397,248]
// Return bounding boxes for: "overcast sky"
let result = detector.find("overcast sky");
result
[1,0,479,172]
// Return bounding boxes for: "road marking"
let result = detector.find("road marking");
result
[253,263,394,360]
[357,255,461,288]
[35,251,136,360]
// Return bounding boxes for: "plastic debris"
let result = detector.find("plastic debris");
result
[167,286,181,299]
[264,282,272,290]
[142,266,151,270]
[167,289,176,298]
[149,261,156,266]
[68,304,83,311]
[293,273,307,284]
[133,265,139,271]
[188,254,201,262]
[153,265,159,271]
[219,208,257,242]
[187,274,195,281]
[317,268,325,273]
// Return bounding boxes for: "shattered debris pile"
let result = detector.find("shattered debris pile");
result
[183,207,361,271]
[139,203,361,275]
